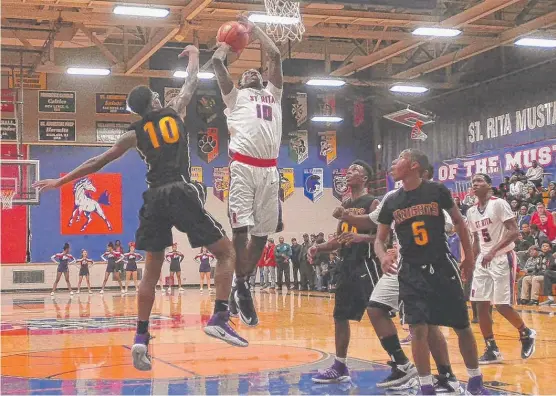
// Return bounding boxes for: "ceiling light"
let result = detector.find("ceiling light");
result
[67,67,110,76]
[173,71,215,79]
[306,79,346,87]
[412,27,461,37]
[248,14,299,25]
[390,85,429,93]
[515,38,556,48]
[311,116,343,123]
[113,5,170,18]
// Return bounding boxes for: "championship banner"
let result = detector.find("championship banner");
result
[332,169,351,202]
[1,89,15,113]
[96,121,130,143]
[353,98,365,127]
[213,167,230,202]
[38,91,76,113]
[279,168,295,202]
[0,119,17,141]
[95,93,129,114]
[289,92,308,127]
[60,173,123,235]
[38,119,76,142]
[303,168,324,203]
[316,93,336,117]
[164,87,180,107]
[8,70,46,90]
[196,88,218,124]
[288,130,308,164]
[191,166,203,183]
[318,131,337,165]
[197,128,219,163]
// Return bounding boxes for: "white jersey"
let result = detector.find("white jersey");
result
[223,82,282,159]
[466,197,515,256]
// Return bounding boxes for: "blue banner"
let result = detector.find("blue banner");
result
[303,168,324,202]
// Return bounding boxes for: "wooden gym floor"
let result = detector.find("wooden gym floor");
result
[1,289,555,395]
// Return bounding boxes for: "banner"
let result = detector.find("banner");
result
[289,92,308,127]
[213,167,230,202]
[1,89,15,112]
[60,174,123,235]
[0,119,17,141]
[303,168,324,203]
[8,70,46,90]
[197,128,219,163]
[96,93,129,114]
[316,93,336,117]
[38,91,76,113]
[196,88,218,124]
[164,87,180,107]
[38,120,76,142]
[96,121,130,143]
[353,98,365,127]
[332,169,351,202]
[191,166,203,183]
[318,131,337,165]
[279,168,295,202]
[288,130,308,164]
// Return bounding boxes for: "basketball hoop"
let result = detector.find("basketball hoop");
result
[1,190,15,210]
[263,0,305,42]
[410,120,428,141]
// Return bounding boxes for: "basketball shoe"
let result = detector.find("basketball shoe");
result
[434,373,464,394]
[312,359,350,383]
[131,332,153,371]
[478,345,503,365]
[204,310,248,347]
[465,375,490,395]
[376,360,418,388]
[520,328,536,359]
[233,279,259,326]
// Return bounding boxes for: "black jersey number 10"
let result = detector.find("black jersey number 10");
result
[143,116,180,148]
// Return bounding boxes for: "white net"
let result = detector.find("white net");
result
[263,0,305,42]
[1,190,15,210]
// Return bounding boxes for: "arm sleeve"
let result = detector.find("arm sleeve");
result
[266,81,283,102]
[222,87,239,111]
[496,199,516,223]
[438,184,455,210]
[377,196,394,225]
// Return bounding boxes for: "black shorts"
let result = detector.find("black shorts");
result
[170,261,181,273]
[126,262,138,272]
[79,267,89,277]
[106,262,116,273]
[333,259,379,321]
[136,180,226,252]
[398,256,469,329]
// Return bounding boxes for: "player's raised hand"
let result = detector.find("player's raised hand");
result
[237,15,255,32]
[32,178,61,192]
[337,231,363,246]
[178,45,200,58]
[379,253,398,275]
[332,206,346,220]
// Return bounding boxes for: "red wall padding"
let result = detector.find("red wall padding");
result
[1,144,28,263]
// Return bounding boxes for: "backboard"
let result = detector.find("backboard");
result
[0,159,40,206]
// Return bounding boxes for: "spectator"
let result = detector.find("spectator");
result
[510,199,521,217]
[299,233,315,291]
[310,234,317,245]
[531,202,556,240]
[261,238,276,290]
[530,224,549,247]
[518,223,535,250]
[511,163,526,180]
[515,232,532,255]
[319,256,330,291]
[509,176,526,200]
[540,249,556,306]
[498,176,510,199]
[517,205,531,228]
[446,223,461,262]
[463,187,476,206]
[525,160,544,189]
[275,236,292,290]
[454,196,469,216]
[548,181,556,194]
[547,190,556,212]
[313,233,328,291]
[290,237,302,290]
[256,245,266,286]
[327,252,339,291]
[520,246,544,305]
[525,186,543,207]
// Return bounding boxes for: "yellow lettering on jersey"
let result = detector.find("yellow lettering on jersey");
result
[340,222,357,234]
[411,221,429,246]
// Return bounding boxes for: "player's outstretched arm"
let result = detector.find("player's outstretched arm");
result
[239,16,282,89]
[33,132,137,192]
[168,45,200,119]
[212,43,234,96]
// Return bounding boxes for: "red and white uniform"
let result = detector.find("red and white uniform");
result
[223,83,283,236]
[467,197,517,305]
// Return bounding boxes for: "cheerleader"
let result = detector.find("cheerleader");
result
[124,242,143,293]
[165,243,184,292]
[194,247,215,293]
[100,242,125,294]
[51,242,75,296]
[76,249,94,294]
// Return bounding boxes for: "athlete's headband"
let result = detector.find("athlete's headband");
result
[474,173,492,185]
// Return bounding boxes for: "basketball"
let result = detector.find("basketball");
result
[217,21,250,52]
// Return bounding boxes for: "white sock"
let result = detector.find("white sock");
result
[419,375,434,386]
[549,296,554,301]
[336,357,347,364]
[467,367,481,378]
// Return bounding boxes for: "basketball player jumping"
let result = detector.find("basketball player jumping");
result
[33,45,248,372]
[375,149,488,395]
[309,160,381,383]
[212,16,283,326]
[341,165,462,392]
[467,173,536,364]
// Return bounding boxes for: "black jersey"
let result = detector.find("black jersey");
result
[129,107,191,187]
[337,193,376,263]
[378,180,454,265]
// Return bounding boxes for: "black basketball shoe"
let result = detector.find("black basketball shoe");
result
[376,360,418,388]
[234,279,259,327]
[520,328,537,359]
[228,286,239,318]
[478,345,503,365]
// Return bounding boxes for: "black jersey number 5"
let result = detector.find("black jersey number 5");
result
[143,116,180,148]
[340,222,358,234]
[412,221,429,246]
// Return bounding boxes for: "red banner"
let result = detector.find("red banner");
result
[60,173,122,235]
[1,89,15,113]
